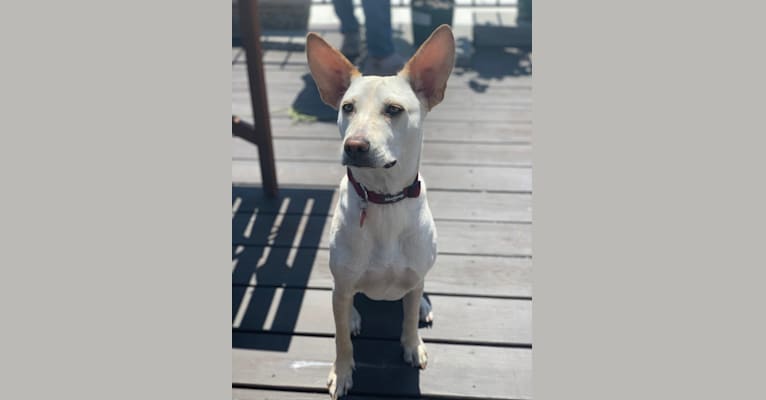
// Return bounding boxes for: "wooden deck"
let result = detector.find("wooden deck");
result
[232,23,532,400]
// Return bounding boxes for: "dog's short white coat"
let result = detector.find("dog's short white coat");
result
[306,25,455,399]
[330,74,437,302]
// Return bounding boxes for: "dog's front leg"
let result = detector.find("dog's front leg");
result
[328,289,355,399]
[401,281,428,369]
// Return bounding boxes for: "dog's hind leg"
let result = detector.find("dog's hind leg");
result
[401,282,428,369]
[350,304,362,336]
[419,295,433,324]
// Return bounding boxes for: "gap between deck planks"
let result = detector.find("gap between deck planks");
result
[232,246,532,298]
[232,287,531,345]
[233,160,532,193]
[233,333,532,399]
[232,186,532,223]
[232,213,532,257]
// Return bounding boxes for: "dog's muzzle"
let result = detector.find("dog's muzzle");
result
[342,136,397,168]
[342,137,372,167]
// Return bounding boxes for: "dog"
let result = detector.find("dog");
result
[306,25,455,399]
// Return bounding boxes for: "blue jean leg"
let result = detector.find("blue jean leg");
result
[361,0,394,58]
[333,0,360,33]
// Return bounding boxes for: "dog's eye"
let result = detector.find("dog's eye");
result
[342,103,354,113]
[385,104,404,116]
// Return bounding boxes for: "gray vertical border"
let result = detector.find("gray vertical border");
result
[535,0,766,399]
[0,1,230,399]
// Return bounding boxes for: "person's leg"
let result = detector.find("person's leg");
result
[360,0,394,58]
[360,0,404,75]
[332,0,361,60]
[333,0,359,34]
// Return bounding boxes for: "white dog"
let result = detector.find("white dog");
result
[306,25,455,399]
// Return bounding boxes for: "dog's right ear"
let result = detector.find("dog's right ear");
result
[306,33,361,109]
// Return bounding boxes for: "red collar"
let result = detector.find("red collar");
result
[347,168,421,205]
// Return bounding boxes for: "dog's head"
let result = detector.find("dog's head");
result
[306,25,455,170]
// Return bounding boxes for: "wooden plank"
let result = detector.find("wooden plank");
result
[232,288,532,345]
[232,247,532,298]
[232,160,532,192]
[233,137,532,167]
[232,214,532,257]
[427,191,532,223]
[232,334,532,399]
[232,185,532,223]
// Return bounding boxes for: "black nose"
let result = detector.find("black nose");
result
[344,136,370,155]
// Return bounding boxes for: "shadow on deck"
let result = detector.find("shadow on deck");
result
[232,185,433,397]
[232,186,334,352]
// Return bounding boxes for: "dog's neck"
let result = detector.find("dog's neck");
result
[346,153,421,195]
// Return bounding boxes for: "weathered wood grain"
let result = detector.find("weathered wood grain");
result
[232,185,532,222]
[232,214,532,257]
[232,160,532,192]
[232,334,532,399]
[232,246,532,298]
[232,287,532,345]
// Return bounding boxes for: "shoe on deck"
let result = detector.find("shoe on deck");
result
[361,53,406,76]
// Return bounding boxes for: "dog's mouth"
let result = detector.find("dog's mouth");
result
[342,157,398,169]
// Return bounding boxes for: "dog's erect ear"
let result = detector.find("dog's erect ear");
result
[306,32,361,109]
[398,24,455,111]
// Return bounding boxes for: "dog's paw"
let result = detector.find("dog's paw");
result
[419,296,433,324]
[350,306,362,336]
[402,339,428,369]
[327,362,354,400]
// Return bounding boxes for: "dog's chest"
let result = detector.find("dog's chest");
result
[330,198,437,300]
[355,263,421,301]
[353,242,426,300]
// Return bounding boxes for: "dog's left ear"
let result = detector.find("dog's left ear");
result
[398,24,456,111]
[306,32,361,109]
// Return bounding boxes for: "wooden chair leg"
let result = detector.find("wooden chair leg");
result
[238,0,278,198]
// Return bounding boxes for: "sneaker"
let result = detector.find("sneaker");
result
[340,32,361,61]
[361,53,406,76]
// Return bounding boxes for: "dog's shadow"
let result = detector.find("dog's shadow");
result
[291,73,338,122]
[348,293,432,397]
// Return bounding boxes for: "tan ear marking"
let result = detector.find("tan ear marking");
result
[398,24,455,111]
[306,32,361,109]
